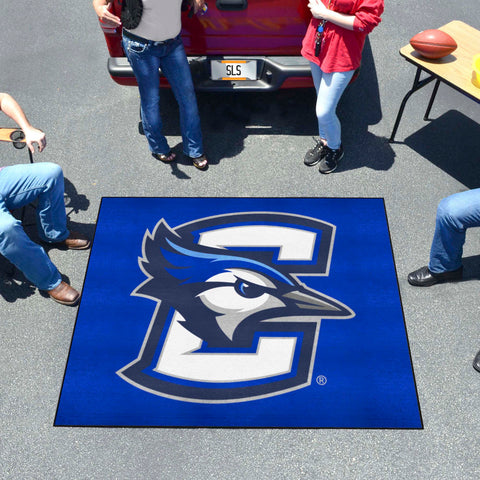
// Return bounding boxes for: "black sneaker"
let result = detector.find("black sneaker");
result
[319,145,344,174]
[304,138,326,166]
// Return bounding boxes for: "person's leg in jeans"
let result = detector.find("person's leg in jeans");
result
[122,36,171,155]
[160,37,203,159]
[0,163,69,242]
[310,62,354,150]
[429,189,480,273]
[0,163,66,290]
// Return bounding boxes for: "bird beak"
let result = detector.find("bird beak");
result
[283,289,353,316]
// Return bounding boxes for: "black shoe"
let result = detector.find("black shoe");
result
[319,144,344,174]
[407,265,463,287]
[304,138,326,166]
[473,350,480,373]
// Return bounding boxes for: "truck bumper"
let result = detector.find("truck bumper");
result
[108,56,313,91]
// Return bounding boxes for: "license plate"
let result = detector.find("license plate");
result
[211,60,257,81]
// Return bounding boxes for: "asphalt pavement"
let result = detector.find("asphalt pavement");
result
[1,1,480,479]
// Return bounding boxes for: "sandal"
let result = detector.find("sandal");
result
[190,154,208,170]
[152,151,176,163]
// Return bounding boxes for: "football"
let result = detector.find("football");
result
[409,29,457,59]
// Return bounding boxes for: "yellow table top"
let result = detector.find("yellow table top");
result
[400,20,480,101]
[0,128,25,143]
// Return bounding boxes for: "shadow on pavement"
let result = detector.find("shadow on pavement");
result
[0,266,36,302]
[463,254,480,281]
[338,38,395,172]
[157,38,394,173]
[404,110,480,188]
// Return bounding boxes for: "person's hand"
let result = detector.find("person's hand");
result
[93,1,121,27]
[193,0,206,14]
[308,0,330,20]
[23,126,46,153]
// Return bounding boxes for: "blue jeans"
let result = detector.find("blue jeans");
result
[0,163,69,290]
[310,63,354,150]
[429,188,480,273]
[122,33,203,158]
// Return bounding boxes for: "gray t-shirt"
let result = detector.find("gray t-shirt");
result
[127,0,183,42]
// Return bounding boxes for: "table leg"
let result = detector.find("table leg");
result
[4,135,34,278]
[8,144,36,277]
[389,68,437,142]
[424,79,441,121]
[20,147,35,225]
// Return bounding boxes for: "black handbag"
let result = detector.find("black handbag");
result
[121,0,144,30]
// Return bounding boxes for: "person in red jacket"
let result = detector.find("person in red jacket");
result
[302,0,384,174]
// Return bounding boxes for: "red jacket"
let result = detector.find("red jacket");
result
[301,0,384,73]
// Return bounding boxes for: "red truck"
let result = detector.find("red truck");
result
[99,0,313,91]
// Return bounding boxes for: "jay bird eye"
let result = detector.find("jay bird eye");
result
[234,278,266,299]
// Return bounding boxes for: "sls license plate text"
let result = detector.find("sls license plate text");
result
[211,60,257,81]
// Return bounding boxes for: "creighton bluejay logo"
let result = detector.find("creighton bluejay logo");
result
[117,212,354,403]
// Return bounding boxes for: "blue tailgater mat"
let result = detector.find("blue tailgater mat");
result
[55,197,422,428]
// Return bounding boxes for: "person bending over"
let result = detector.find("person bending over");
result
[0,93,89,306]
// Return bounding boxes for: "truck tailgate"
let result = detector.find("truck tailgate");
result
[182,0,310,56]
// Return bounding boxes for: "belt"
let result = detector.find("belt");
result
[122,29,175,45]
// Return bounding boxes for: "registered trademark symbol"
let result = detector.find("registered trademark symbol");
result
[316,375,327,386]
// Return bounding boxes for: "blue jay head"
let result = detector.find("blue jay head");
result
[134,219,353,348]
